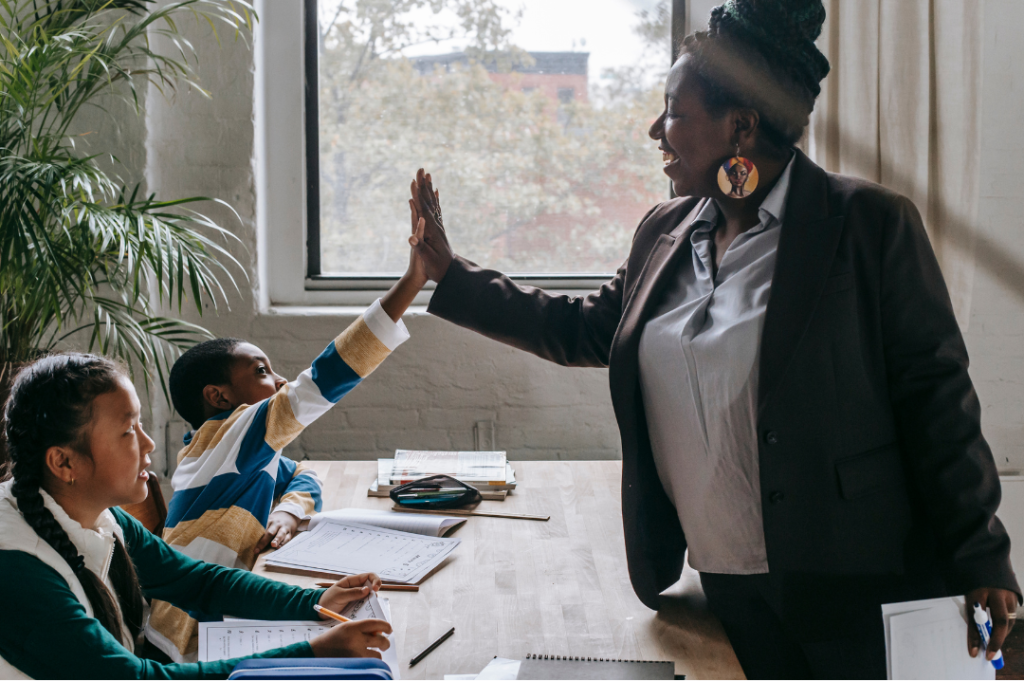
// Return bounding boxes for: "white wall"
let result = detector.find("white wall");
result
[965,0,1024,474]
[140,9,620,475]
[127,0,1024,497]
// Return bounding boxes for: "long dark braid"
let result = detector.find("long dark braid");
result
[2,354,144,642]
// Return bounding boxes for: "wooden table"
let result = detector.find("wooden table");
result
[253,461,744,680]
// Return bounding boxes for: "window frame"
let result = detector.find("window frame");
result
[258,0,686,305]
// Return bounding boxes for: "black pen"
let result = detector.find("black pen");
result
[409,626,455,667]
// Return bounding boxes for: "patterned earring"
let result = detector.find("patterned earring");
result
[717,144,759,199]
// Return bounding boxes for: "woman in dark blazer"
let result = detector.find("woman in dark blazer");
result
[408,0,1019,677]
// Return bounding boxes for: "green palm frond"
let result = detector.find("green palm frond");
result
[0,0,256,400]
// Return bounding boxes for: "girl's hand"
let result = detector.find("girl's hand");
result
[409,168,454,283]
[309,619,392,659]
[317,572,382,612]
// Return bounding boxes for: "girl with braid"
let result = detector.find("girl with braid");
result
[0,354,392,679]
[409,0,1019,676]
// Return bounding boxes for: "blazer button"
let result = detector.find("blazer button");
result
[769,491,785,504]
[765,430,779,445]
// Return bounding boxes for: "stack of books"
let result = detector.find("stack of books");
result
[368,450,516,501]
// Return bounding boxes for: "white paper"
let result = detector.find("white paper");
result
[199,589,401,678]
[884,596,995,680]
[339,589,400,679]
[392,450,506,483]
[197,619,331,662]
[266,520,460,584]
[379,597,401,680]
[474,657,522,680]
[310,508,466,537]
[375,460,517,490]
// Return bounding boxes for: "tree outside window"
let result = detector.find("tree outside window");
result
[313,0,671,276]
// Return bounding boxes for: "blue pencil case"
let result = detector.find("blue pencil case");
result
[228,658,393,680]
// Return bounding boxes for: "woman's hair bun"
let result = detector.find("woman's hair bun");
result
[708,0,830,98]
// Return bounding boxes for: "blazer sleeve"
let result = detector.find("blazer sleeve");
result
[880,195,1020,599]
[426,258,627,368]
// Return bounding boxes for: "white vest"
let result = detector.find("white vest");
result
[0,480,134,679]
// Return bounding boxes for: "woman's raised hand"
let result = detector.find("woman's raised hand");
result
[408,168,454,283]
[309,619,392,659]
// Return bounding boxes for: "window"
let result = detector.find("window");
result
[304,0,677,282]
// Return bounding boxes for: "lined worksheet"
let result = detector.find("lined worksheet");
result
[266,520,460,584]
[198,593,400,678]
[198,620,330,661]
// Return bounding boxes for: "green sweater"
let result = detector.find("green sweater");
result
[0,508,327,679]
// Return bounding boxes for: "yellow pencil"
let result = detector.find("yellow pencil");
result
[314,604,351,623]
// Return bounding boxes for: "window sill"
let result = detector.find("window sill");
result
[264,303,433,317]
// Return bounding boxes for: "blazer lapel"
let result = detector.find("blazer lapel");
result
[610,199,707,421]
[621,198,708,334]
[758,150,845,409]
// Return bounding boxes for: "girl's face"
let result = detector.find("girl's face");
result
[73,377,155,510]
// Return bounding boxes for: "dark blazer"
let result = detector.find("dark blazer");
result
[427,149,1020,610]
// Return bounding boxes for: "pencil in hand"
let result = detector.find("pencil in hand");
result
[314,604,351,623]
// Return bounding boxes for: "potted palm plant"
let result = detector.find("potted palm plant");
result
[0,0,254,466]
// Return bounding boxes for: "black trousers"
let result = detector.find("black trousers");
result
[700,570,945,680]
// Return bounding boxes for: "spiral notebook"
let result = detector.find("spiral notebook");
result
[516,653,677,680]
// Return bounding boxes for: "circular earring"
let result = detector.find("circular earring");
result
[68,478,75,486]
[717,145,759,199]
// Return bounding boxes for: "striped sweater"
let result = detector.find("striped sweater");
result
[146,300,409,662]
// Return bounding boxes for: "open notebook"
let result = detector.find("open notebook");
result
[267,516,461,584]
[308,508,466,537]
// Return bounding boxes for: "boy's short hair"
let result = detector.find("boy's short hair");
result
[170,338,245,430]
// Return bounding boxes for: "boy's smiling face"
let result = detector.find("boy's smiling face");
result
[202,342,287,419]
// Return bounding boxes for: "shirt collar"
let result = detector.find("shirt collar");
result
[758,151,796,226]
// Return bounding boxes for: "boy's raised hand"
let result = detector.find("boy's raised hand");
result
[379,195,430,322]
[256,511,301,552]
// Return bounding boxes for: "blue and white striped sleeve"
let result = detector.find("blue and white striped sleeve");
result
[260,300,410,454]
[272,458,323,520]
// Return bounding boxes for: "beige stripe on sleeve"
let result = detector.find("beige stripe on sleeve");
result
[278,490,317,516]
[334,316,391,378]
[148,600,199,656]
[265,385,305,451]
[162,506,267,569]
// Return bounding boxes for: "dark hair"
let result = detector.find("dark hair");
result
[169,337,244,430]
[682,0,830,149]
[2,353,144,643]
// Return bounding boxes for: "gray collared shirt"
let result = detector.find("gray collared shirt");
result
[637,155,795,575]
